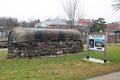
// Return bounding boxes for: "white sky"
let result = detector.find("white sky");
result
[0,0,118,23]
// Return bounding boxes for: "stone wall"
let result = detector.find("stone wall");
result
[7,40,83,59]
[0,40,8,48]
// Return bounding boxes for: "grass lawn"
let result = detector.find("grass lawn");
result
[0,45,120,80]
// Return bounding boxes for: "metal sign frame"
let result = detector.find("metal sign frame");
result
[86,32,107,63]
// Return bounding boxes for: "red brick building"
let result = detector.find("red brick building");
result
[73,19,93,34]
[78,19,93,30]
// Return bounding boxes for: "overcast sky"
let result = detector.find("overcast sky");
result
[0,0,118,23]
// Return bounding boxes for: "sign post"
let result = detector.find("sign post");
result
[86,31,89,59]
[86,32,107,63]
[104,32,107,63]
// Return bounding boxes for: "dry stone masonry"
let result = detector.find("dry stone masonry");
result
[7,28,83,59]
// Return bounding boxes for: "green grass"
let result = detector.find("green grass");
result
[0,45,120,80]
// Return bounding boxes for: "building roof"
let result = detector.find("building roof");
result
[50,19,69,26]
[34,19,69,28]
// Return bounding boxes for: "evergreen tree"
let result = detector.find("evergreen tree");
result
[90,18,107,33]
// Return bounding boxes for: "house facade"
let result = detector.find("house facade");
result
[107,22,120,33]
[34,19,70,29]
[107,22,120,43]
[78,19,93,30]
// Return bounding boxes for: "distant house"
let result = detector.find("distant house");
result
[34,20,51,28]
[73,19,93,33]
[106,22,120,43]
[34,19,70,29]
[78,19,93,30]
[107,22,120,33]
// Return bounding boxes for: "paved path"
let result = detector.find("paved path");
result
[88,71,120,80]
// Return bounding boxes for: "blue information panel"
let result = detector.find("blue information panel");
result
[89,35,105,51]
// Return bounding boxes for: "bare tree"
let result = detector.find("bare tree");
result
[19,19,41,27]
[62,0,83,28]
[113,0,120,11]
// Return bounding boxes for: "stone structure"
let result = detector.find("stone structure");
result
[7,28,83,59]
[0,39,8,48]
